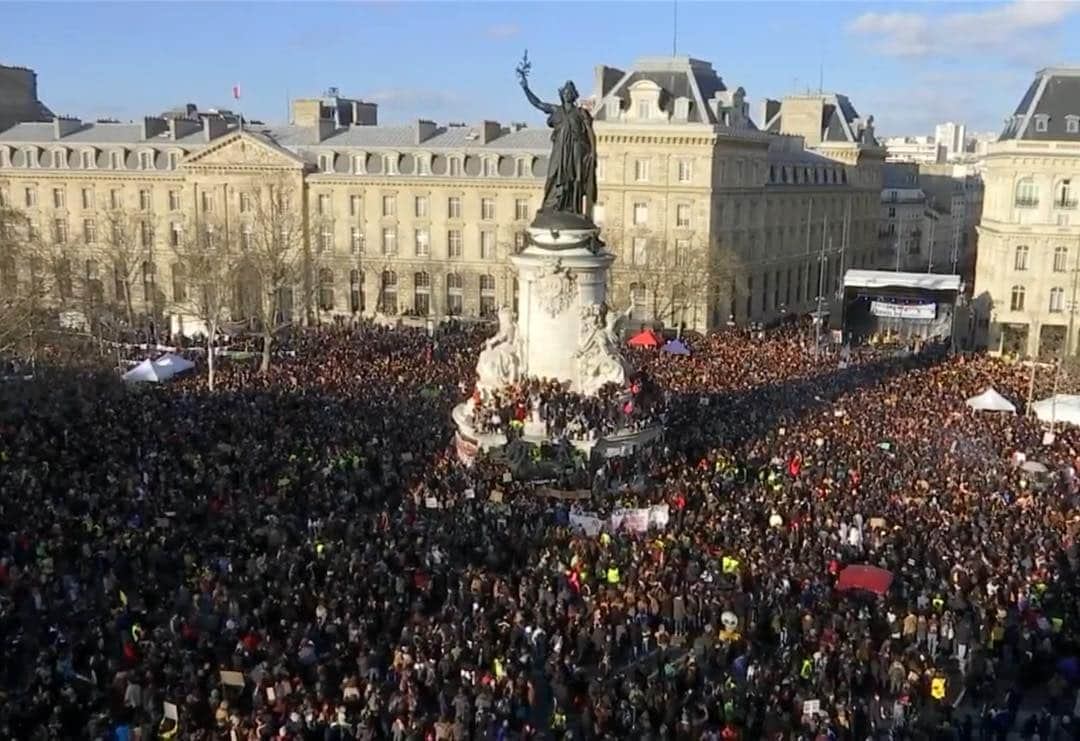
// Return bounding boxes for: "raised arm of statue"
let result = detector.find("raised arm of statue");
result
[520,81,556,115]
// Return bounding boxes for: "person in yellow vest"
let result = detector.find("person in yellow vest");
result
[930,676,946,701]
[722,556,740,575]
[606,566,620,584]
[800,658,813,680]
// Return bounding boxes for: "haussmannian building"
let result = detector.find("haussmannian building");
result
[0,56,886,334]
[973,67,1080,358]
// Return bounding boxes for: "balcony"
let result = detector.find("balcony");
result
[1014,198,1040,209]
[1055,199,1078,210]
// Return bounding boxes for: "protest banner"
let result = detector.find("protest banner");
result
[535,487,591,501]
[648,504,670,529]
[569,512,604,536]
[219,670,245,687]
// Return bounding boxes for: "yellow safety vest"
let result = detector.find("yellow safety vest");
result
[722,556,740,575]
[800,659,812,679]
[606,567,620,584]
[931,677,946,700]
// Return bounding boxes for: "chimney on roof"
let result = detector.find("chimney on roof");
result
[169,117,201,140]
[593,65,624,99]
[317,117,336,143]
[202,114,228,142]
[350,101,377,126]
[476,120,502,145]
[53,116,82,139]
[141,116,167,140]
[415,119,437,144]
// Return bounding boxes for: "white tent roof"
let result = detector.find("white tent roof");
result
[966,387,1017,413]
[153,353,195,376]
[122,359,167,383]
[1032,394,1080,426]
[843,269,961,292]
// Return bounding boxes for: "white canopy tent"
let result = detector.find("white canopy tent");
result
[1032,395,1080,427]
[965,387,1017,413]
[122,359,168,383]
[152,353,195,377]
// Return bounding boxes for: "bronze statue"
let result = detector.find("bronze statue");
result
[517,51,597,223]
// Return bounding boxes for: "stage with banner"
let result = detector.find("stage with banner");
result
[839,270,962,347]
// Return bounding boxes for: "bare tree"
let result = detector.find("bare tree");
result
[171,215,237,390]
[0,205,44,360]
[238,175,309,374]
[96,208,156,327]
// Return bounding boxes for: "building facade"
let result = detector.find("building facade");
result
[973,67,1080,357]
[0,64,52,133]
[883,136,942,165]
[934,122,967,162]
[0,57,886,334]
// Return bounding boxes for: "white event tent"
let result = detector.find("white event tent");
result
[1031,395,1080,427]
[121,353,195,383]
[965,388,1017,413]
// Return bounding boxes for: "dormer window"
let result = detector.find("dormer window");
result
[52,150,67,168]
[606,100,620,119]
[1067,116,1080,135]
[81,150,95,169]
[139,151,154,170]
[1034,115,1049,133]
[319,153,334,173]
[109,151,123,169]
[0,147,9,168]
[636,101,650,119]
[416,155,431,176]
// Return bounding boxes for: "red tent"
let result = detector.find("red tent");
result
[628,329,663,348]
[836,565,893,595]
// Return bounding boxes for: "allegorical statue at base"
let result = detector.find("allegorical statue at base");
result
[475,306,521,394]
[575,302,631,396]
[517,51,597,225]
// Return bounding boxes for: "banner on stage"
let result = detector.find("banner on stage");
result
[870,301,935,320]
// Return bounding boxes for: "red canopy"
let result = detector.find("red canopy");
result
[836,565,893,595]
[628,329,663,348]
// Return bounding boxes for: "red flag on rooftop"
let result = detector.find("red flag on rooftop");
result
[232,85,240,100]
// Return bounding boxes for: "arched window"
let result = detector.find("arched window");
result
[446,272,463,316]
[349,269,363,314]
[1015,178,1039,208]
[318,268,335,311]
[1049,287,1065,313]
[142,260,155,304]
[1056,179,1075,209]
[1014,245,1029,271]
[379,270,397,314]
[479,274,496,317]
[1010,285,1025,311]
[1054,246,1069,273]
[671,283,688,326]
[171,262,186,303]
[414,271,431,315]
[85,259,104,304]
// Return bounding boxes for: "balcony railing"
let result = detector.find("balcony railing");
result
[1014,198,1040,209]
[1055,198,1078,210]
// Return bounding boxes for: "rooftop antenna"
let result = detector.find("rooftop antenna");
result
[818,49,824,93]
[672,0,678,56]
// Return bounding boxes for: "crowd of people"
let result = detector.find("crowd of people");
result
[1,320,1080,740]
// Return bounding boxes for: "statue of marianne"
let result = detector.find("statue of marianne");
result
[517,51,597,220]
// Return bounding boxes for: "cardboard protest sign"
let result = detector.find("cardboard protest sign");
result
[464,488,475,500]
[489,490,504,503]
[803,699,820,718]
[869,517,886,530]
[219,670,245,687]
[424,497,439,509]
[163,702,178,721]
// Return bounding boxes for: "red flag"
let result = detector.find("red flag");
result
[232,85,240,100]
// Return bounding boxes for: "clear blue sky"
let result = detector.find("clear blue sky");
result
[4,1,1078,136]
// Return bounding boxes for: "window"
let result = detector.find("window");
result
[414,228,430,257]
[414,195,428,218]
[1067,116,1080,134]
[379,271,397,314]
[888,207,896,218]
[110,151,122,169]
[1015,178,1039,208]
[596,158,607,182]
[319,226,333,253]
[416,156,431,176]
[678,160,692,183]
[203,224,216,250]
[83,218,97,244]
[27,221,38,241]
[52,150,66,168]
[318,268,335,311]
[1050,287,1065,313]
[169,190,181,212]
[108,189,122,210]
[167,152,179,170]
[352,154,365,174]
[139,189,151,212]
[319,153,333,173]
[630,283,646,316]
[169,222,182,248]
[1054,246,1069,273]
[636,100,650,119]
[381,226,397,255]
[448,196,461,219]
[53,219,67,244]
[350,269,363,314]
[1034,116,1049,133]
[52,188,65,209]
[446,273,463,315]
[448,229,463,258]
[514,198,529,221]
[676,204,691,229]
[414,272,431,315]
[1057,180,1076,209]
[200,191,212,213]
[632,237,647,266]
[141,261,155,303]
[1010,285,1026,311]
[0,188,6,208]
[139,151,154,170]
[479,274,496,316]
[140,220,152,248]
[634,159,649,182]
[172,263,186,303]
[482,158,496,177]
[242,226,253,251]
[514,231,528,252]
[24,187,36,208]
[381,194,395,217]
[1014,244,1030,271]
[480,231,495,260]
[351,226,364,254]
[349,195,361,217]
[318,193,331,216]
[633,202,648,226]
[449,157,462,177]
[239,192,252,213]
[81,150,94,169]
[674,239,690,268]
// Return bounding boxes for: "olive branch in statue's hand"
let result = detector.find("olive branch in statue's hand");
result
[515,49,531,87]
